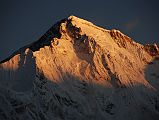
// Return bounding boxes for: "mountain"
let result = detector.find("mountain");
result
[0,15,159,120]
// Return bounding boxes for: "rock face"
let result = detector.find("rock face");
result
[0,16,159,120]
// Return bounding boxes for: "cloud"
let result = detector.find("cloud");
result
[124,18,139,32]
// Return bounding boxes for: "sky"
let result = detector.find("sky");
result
[0,0,159,61]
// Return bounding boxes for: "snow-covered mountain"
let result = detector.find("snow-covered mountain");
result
[0,16,159,120]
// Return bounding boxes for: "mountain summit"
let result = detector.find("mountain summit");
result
[0,16,159,120]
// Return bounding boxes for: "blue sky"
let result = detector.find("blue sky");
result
[0,0,159,60]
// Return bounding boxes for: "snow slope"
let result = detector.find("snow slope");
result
[0,16,159,120]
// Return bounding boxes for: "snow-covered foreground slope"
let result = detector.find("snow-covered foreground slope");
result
[0,16,159,120]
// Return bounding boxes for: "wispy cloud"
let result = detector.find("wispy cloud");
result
[124,18,139,32]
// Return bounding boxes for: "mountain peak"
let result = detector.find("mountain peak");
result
[0,16,153,82]
[1,15,157,66]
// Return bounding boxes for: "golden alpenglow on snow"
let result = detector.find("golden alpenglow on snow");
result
[0,16,159,120]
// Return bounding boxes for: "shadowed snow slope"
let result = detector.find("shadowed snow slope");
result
[0,16,159,120]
